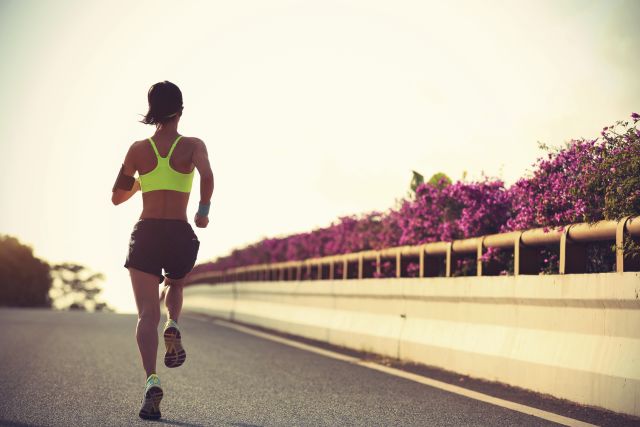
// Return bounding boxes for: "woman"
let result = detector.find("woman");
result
[111,81,214,420]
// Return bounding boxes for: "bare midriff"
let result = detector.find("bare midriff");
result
[140,191,190,221]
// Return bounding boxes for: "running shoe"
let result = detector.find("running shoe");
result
[163,319,186,368]
[139,374,163,420]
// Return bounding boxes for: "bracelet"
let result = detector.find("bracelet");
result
[197,202,211,217]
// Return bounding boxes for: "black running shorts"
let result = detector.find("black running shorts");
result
[124,218,200,284]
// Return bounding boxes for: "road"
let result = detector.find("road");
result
[0,309,580,426]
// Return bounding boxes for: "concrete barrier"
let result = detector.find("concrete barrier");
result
[184,272,640,417]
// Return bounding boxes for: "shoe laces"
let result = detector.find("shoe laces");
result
[146,374,161,388]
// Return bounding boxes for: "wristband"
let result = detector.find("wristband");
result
[197,202,211,217]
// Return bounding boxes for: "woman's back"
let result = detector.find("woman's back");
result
[132,134,200,221]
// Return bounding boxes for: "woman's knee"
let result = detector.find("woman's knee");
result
[165,277,185,290]
[138,305,161,325]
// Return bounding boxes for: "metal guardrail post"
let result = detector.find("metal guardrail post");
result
[445,242,453,277]
[616,216,640,272]
[329,260,334,280]
[476,237,484,276]
[616,217,628,273]
[560,225,587,274]
[396,250,401,278]
[419,245,425,278]
[358,255,364,279]
[343,258,348,280]
[376,252,381,276]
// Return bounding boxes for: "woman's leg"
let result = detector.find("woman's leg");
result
[164,277,185,321]
[129,267,161,378]
[163,277,187,368]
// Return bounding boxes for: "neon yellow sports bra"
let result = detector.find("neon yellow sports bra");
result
[139,136,194,193]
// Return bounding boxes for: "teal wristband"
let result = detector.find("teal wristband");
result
[197,202,211,217]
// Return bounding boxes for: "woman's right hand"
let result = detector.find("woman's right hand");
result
[194,214,209,228]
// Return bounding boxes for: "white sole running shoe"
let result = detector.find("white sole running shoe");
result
[163,320,186,368]
[139,374,163,420]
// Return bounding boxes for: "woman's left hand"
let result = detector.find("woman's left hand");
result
[194,214,209,228]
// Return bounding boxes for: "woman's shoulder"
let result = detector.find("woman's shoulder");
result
[179,136,207,151]
[180,135,205,144]
[130,138,150,149]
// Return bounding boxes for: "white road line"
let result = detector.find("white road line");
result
[197,317,597,427]
[213,319,360,363]
[357,361,596,427]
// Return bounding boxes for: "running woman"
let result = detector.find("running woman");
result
[111,81,214,420]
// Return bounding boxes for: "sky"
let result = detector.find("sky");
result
[1,0,639,313]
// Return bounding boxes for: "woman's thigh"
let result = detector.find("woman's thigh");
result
[129,267,161,316]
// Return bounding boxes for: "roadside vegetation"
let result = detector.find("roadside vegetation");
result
[191,113,640,278]
[0,235,112,311]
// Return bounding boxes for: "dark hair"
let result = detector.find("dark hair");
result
[141,81,183,125]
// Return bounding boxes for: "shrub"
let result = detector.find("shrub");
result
[190,113,640,278]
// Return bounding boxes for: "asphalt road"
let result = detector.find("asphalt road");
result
[0,308,563,427]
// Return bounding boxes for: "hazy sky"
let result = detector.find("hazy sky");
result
[1,0,639,312]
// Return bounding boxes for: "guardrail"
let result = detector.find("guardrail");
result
[189,216,640,284]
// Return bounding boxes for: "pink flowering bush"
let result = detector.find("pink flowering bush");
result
[189,114,640,279]
[398,177,511,244]
[504,139,601,231]
[585,115,640,222]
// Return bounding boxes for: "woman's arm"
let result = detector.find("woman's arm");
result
[112,144,139,206]
[192,138,214,228]
[112,177,140,205]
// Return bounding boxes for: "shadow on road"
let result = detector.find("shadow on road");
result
[0,421,45,427]
[157,420,262,427]
[152,419,207,427]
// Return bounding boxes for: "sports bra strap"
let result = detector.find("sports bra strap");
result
[167,136,183,159]
[148,135,182,159]
[148,138,160,157]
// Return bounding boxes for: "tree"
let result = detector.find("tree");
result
[50,263,111,312]
[409,170,424,195]
[409,171,452,198]
[0,235,52,307]
[427,172,452,189]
